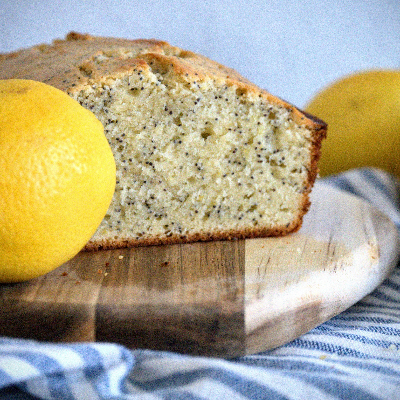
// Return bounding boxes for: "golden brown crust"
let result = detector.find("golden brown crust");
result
[84,219,302,251]
[0,32,325,133]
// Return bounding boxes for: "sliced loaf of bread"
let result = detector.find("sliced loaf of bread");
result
[0,32,326,250]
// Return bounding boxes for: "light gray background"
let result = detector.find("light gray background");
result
[1,0,399,107]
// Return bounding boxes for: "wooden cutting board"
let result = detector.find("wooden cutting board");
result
[1,182,399,358]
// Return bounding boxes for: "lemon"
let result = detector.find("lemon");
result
[305,69,400,177]
[0,79,116,282]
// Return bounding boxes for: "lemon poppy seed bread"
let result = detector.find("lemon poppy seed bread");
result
[0,32,326,250]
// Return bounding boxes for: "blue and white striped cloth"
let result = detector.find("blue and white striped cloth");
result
[1,167,400,400]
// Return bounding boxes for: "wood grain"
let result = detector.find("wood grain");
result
[0,182,399,357]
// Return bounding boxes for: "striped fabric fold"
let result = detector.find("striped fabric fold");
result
[1,167,400,400]
[0,337,134,399]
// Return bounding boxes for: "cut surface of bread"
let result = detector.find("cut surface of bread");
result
[0,32,327,250]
